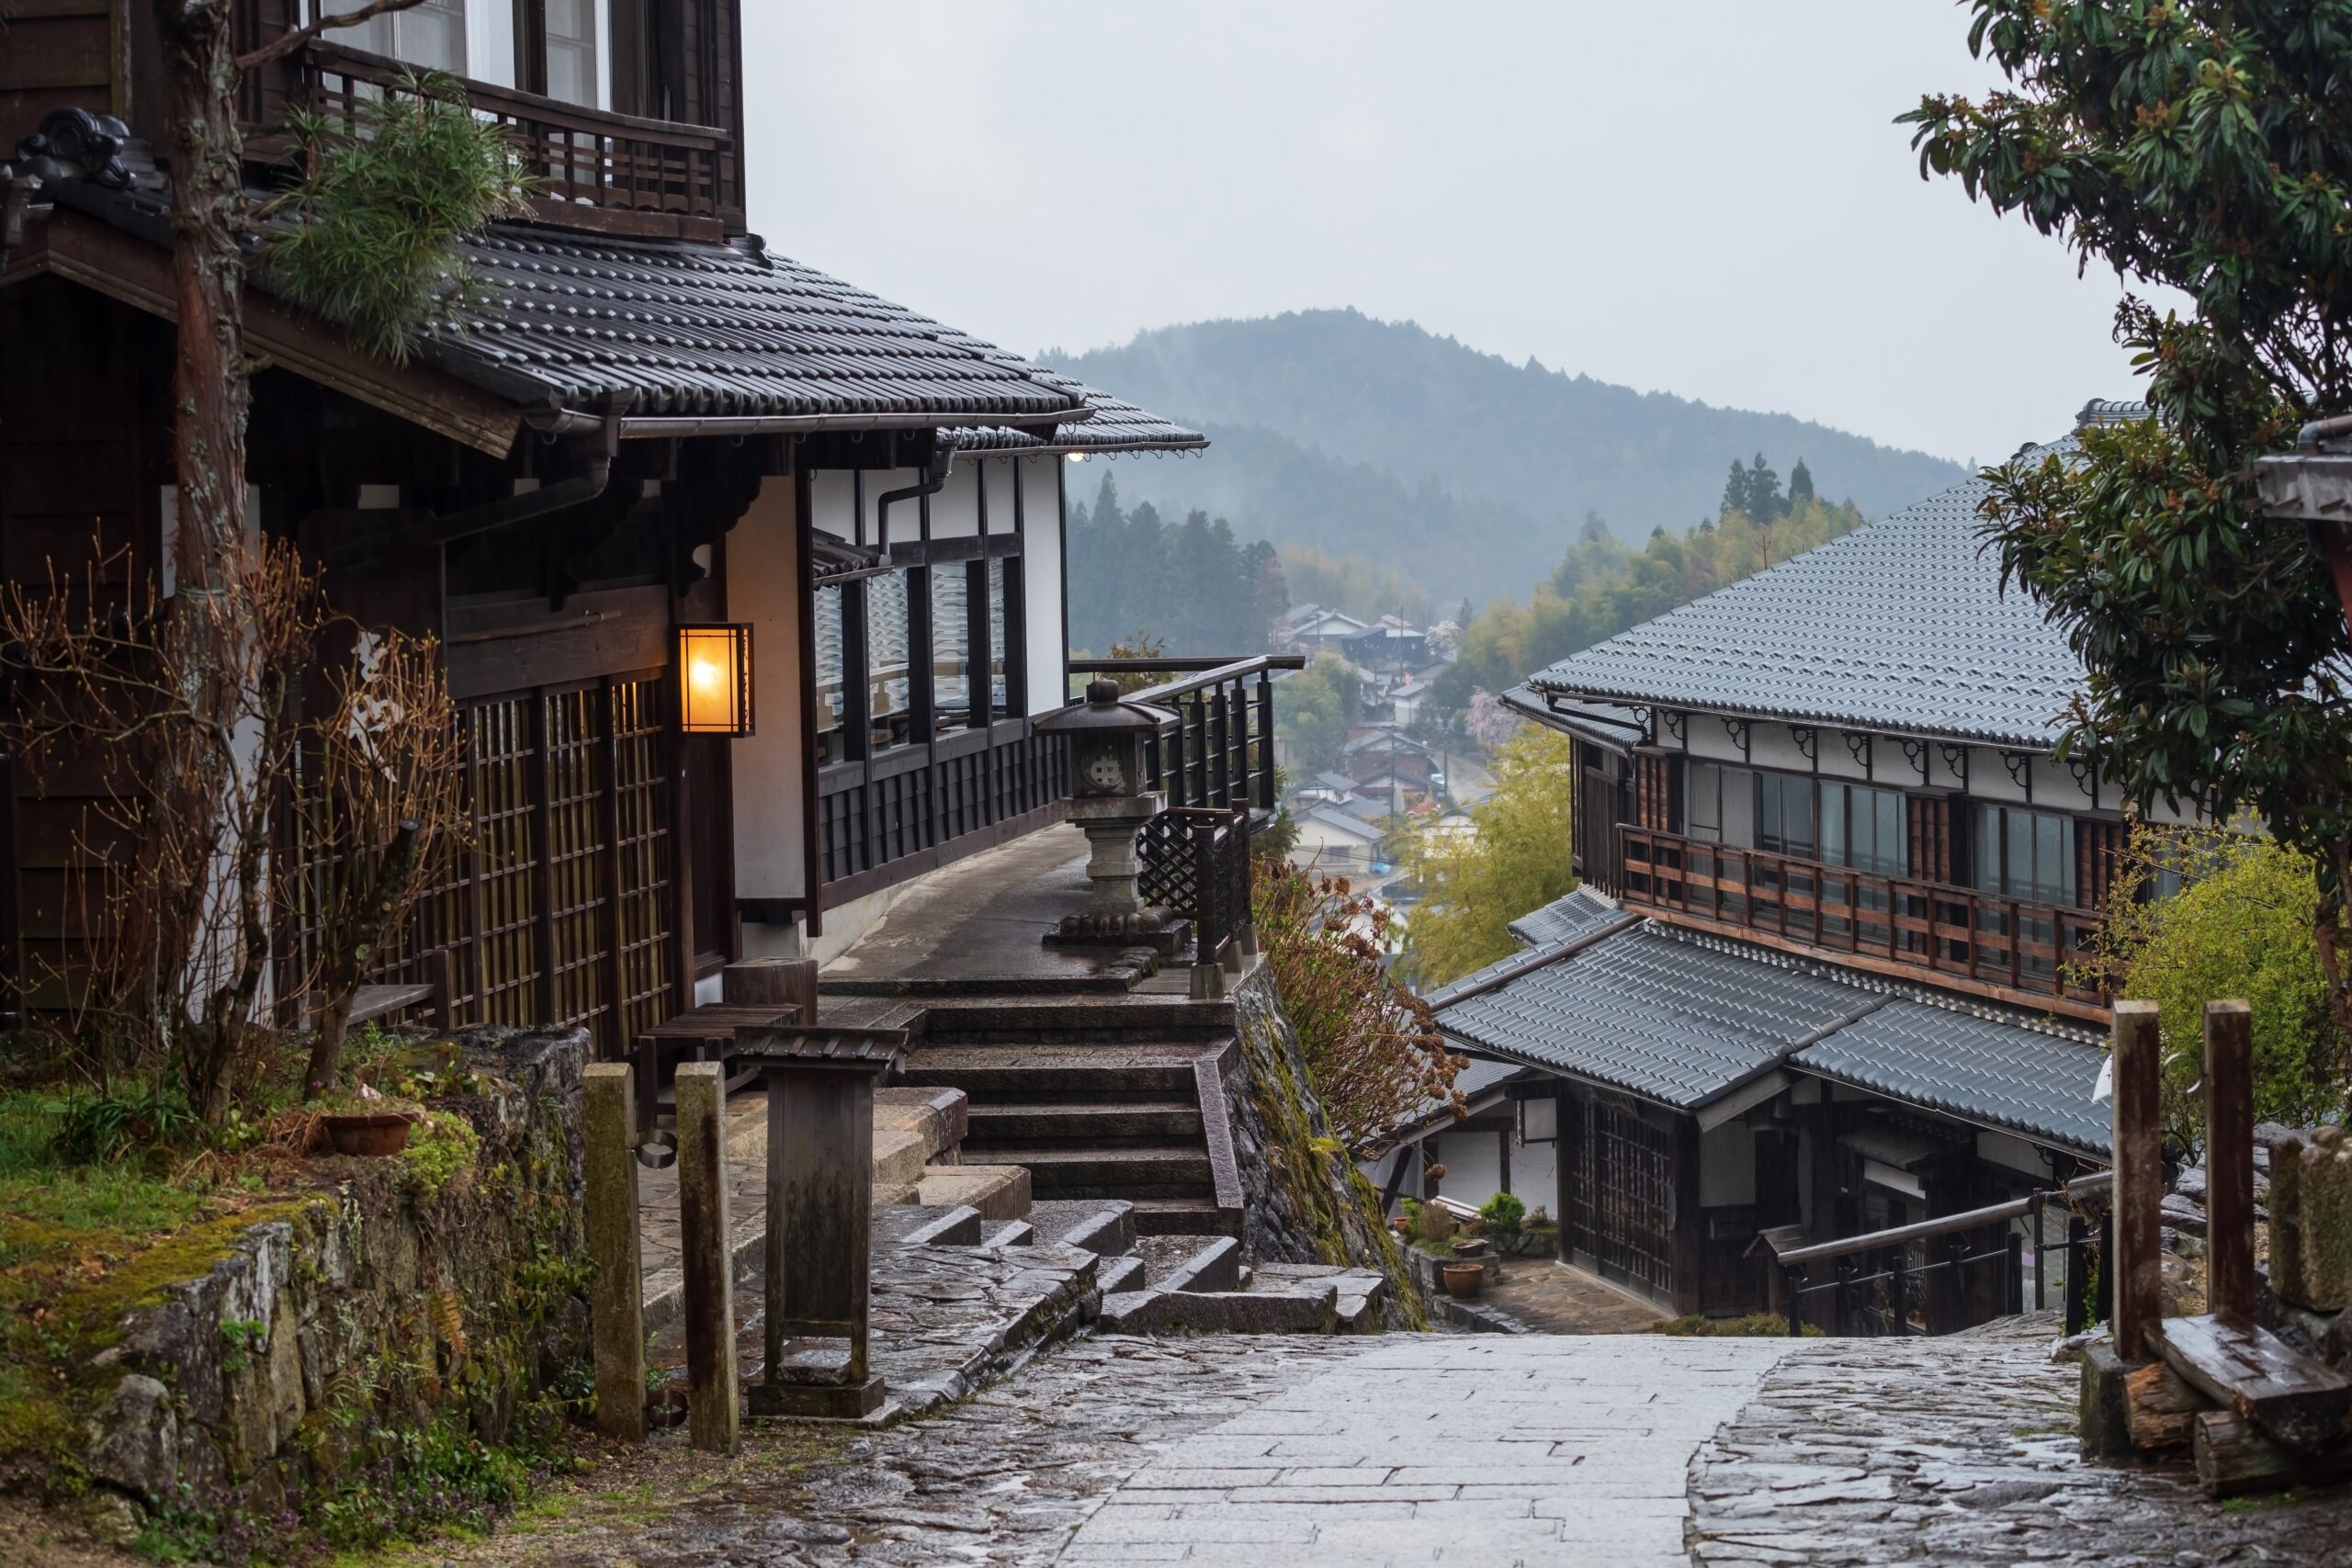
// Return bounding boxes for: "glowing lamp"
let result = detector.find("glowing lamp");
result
[677,623,753,737]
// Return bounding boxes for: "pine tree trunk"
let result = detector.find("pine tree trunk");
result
[155,0,253,1122]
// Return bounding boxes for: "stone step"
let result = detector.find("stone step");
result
[1097,1281,1340,1336]
[878,1204,985,1248]
[913,1162,1032,1222]
[1096,1254,1148,1295]
[982,1219,1037,1248]
[1129,1197,1243,1237]
[966,1100,1205,1144]
[899,1043,1210,1102]
[1027,1199,1137,1258]
[1156,1235,1241,1294]
[960,1145,1211,1193]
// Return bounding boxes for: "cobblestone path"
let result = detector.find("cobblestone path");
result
[1064,1335,1793,1566]
[1690,1315,2352,1565]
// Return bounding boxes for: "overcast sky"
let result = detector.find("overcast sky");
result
[744,2,2163,468]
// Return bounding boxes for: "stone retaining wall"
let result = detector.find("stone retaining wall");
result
[1223,966,1430,1329]
[75,1027,590,1540]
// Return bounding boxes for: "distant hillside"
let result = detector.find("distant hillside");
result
[1052,310,1970,607]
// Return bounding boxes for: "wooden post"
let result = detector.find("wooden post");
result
[582,1063,645,1443]
[2204,999,2256,1321]
[2112,999,2163,1359]
[724,956,818,1021]
[674,1062,739,1453]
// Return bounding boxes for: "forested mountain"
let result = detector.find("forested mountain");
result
[1051,310,1969,606]
[1066,474,1289,658]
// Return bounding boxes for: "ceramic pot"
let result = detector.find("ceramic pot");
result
[322,1111,416,1157]
[1442,1261,1485,1300]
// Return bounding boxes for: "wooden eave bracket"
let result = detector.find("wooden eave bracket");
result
[10,204,524,459]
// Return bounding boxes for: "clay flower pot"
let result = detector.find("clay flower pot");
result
[322,1110,418,1157]
[1442,1261,1486,1300]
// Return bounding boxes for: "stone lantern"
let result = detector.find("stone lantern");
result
[1035,678,1182,949]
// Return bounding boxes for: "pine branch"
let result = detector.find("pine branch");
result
[236,0,429,72]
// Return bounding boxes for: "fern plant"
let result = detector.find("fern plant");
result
[264,70,535,365]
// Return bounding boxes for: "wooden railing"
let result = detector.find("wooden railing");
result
[814,721,1067,908]
[1619,825,2109,1014]
[286,42,741,237]
[1137,806,1254,970]
[1762,1172,2111,1337]
[1068,655,1304,814]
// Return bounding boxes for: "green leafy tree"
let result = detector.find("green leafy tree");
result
[1905,1,2352,1059]
[1396,727,1578,987]
[2085,826,2344,1144]
[1275,652,1362,774]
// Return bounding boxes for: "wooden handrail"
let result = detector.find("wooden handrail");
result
[308,42,734,149]
[1767,1171,2111,1269]
[1617,823,2109,1005]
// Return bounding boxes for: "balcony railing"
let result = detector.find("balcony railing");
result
[1619,825,2108,1015]
[1068,655,1305,815]
[261,41,741,238]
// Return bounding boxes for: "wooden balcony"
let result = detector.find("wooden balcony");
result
[250,41,742,241]
[1619,825,2109,1021]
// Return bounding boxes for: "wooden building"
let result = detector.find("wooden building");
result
[0,4,1204,1046]
[1394,406,2154,1323]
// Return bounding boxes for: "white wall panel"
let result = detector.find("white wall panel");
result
[1023,457,1069,715]
[727,477,805,901]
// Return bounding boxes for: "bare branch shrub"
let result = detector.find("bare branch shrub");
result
[1254,862,1464,1151]
[0,536,465,1117]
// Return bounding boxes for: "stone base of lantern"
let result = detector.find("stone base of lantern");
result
[1044,906,1192,954]
[749,1371,889,1420]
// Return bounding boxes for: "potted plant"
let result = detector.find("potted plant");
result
[1441,1260,1486,1300]
[319,1084,423,1156]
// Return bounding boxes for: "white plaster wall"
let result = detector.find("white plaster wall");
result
[1515,1137,1559,1222]
[727,475,806,903]
[1746,726,1810,776]
[923,462,981,541]
[1438,1134,1503,1210]
[1022,457,1069,716]
[808,468,858,544]
[1977,1129,2058,1181]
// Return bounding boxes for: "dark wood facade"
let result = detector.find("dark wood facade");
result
[6,1,747,243]
[1566,733,2119,1022]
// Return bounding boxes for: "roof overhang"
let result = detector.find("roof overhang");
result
[1785,1055,2109,1162]
[6,202,526,457]
[1516,680,2064,758]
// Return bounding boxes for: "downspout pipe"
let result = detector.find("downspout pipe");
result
[871,445,955,556]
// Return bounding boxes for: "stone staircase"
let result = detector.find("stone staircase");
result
[899,1034,1244,1238]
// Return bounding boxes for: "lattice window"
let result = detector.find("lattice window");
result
[1571,1098,1675,1297]
[462,694,544,1024]
[610,677,674,1050]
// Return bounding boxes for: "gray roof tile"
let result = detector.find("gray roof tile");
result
[1793,1004,2109,1156]
[1506,886,1628,949]
[942,383,1206,455]
[1523,421,2144,748]
[441,227,1092,422]
[1436,926,1875,1110]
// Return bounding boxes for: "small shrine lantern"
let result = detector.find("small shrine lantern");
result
[1035,679,1182,946]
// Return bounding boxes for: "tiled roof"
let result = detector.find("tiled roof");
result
[1793,1004,2109,1156]
[1437,925,1876,1109]
[942,384,1207,456]
[1523,418,2147,749]
[1501,685,1648,750]
[1506,886,1627,949]
[439,227,1091,422]
[1430,909,2110,1151]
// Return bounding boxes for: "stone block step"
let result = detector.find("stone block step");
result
[1096,1281,1340,1337]
[1157,1235,1241,1294]
[1129,1196,1243,1237]
[965,1100,1204,1144]
[899,1043,1210,1103]
[1027,1199,1136,1258]
[983,1219,1037,1248]
[960,1145,1211,1193]
[874,1204,984,1248]
[1096,1254,1148,1295]
[913,1162,1032,1222]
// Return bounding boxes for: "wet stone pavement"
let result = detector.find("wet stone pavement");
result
[1689,1314,2352,1566]
[405,1319,2352,1567]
